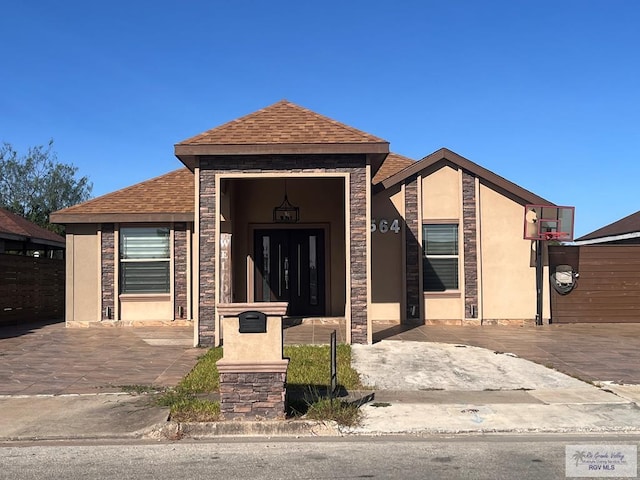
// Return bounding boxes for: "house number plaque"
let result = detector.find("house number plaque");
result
[371,219,401,234]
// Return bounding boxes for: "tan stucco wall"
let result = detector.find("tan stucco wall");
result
[119,294,173,320]
[479,184,548,321]
[66,224,100,323]
[371,185,404,321]
[419,165,542,324]
[422,166,460,219]
[230,177,346,315]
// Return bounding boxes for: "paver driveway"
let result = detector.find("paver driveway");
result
[0,320,201,395]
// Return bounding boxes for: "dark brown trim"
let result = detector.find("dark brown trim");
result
[175,142,389,169]
[380,148,551,206]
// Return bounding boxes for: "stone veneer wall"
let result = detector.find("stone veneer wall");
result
[173,223,188,319]
[219,371,287,420]
[198,154,368,346]
[462,171,478,319]
[101,224,115,320]
[404,177,420,320]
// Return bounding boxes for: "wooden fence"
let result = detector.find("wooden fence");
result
[549,245,640,323]
[0,254,64,324]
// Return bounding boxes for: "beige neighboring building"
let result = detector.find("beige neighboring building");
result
[51,100,552,346]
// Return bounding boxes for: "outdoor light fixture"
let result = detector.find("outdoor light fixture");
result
[273,180,299,223]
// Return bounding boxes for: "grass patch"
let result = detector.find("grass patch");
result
[304,397,361,427]
[118,384,163,394]
[157,347,223,422]
[285,344,362,390]
[160,344,364,425]
[177,347,224,393]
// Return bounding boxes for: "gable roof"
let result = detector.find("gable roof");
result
[50,168,194,224]
[372,152,415,185]
[377,147,551,206]
[0,208,65,247]
[575,210,640,242]
[174,100,389,170]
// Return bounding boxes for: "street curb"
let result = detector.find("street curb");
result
[144,420,341,440]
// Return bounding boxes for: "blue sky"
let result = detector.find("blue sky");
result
[1,1,639,237]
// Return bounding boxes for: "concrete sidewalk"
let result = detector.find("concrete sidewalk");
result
[2,339,640,441]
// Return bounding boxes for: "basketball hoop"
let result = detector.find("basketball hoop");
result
[543,231,568,241]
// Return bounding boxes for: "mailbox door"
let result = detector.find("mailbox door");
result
[254,229,325,316]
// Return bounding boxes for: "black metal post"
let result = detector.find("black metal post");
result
[536,239,543,326]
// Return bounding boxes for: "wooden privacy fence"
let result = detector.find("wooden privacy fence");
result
[549,244,640,323]
[0,254,64,324]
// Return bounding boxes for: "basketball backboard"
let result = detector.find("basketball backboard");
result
[523,204,575,241]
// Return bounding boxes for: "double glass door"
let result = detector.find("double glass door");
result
[254,229,325,316]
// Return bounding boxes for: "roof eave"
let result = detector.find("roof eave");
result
[175,142,389,169]
[50,212,194,224]
[379,148,552,206]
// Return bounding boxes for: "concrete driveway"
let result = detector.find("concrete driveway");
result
[0,320,201,395]
[373,322,640,385]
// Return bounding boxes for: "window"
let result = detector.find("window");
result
[120,227,170,294]
[423,224,459,291]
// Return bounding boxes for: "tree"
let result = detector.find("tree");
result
[0,140,92,234]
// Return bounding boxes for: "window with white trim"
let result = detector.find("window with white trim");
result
[120,227,170,294]
[423,224,459,291]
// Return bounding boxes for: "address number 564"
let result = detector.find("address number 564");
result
[371,219,401,234]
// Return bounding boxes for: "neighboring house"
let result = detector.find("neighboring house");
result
[51,100,555,346]
[0,208,65,324]
[549,210,640,323]
[0,208,65,257]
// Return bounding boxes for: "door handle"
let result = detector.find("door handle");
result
[284,257,289,290]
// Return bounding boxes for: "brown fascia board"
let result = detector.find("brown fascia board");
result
[174,142,389,170]
[575,210,640,241]
[379,148,552,206]
[49,212,194,224]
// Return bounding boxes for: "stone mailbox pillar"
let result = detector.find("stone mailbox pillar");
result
[216,302,289,420]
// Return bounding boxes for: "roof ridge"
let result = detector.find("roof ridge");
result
[177,99,387,145]
[277,100,386,143]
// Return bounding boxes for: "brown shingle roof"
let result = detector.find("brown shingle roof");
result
[576,210,640,241]
[178,100,387,146]
[378,148,552,206]
[174,100,390,169]
[372,152,415,185]
[50,168,194,224]
[0,208,65,245]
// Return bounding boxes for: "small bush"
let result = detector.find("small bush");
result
[305,397,361,427]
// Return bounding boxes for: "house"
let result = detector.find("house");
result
[0,208,65,324]
[0,207,65,257]
[51,100,555,346]
[549,210,640,323]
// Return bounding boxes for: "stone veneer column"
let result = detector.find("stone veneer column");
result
[462,171,478,318]
[199,169,217,346]
[101,224,115,320]
[173,223,188,319]
[196,155,369,346]
[404,178,421,320]
[349,166,368,344]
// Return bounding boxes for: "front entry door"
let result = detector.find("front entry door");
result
[254,229,325,316]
